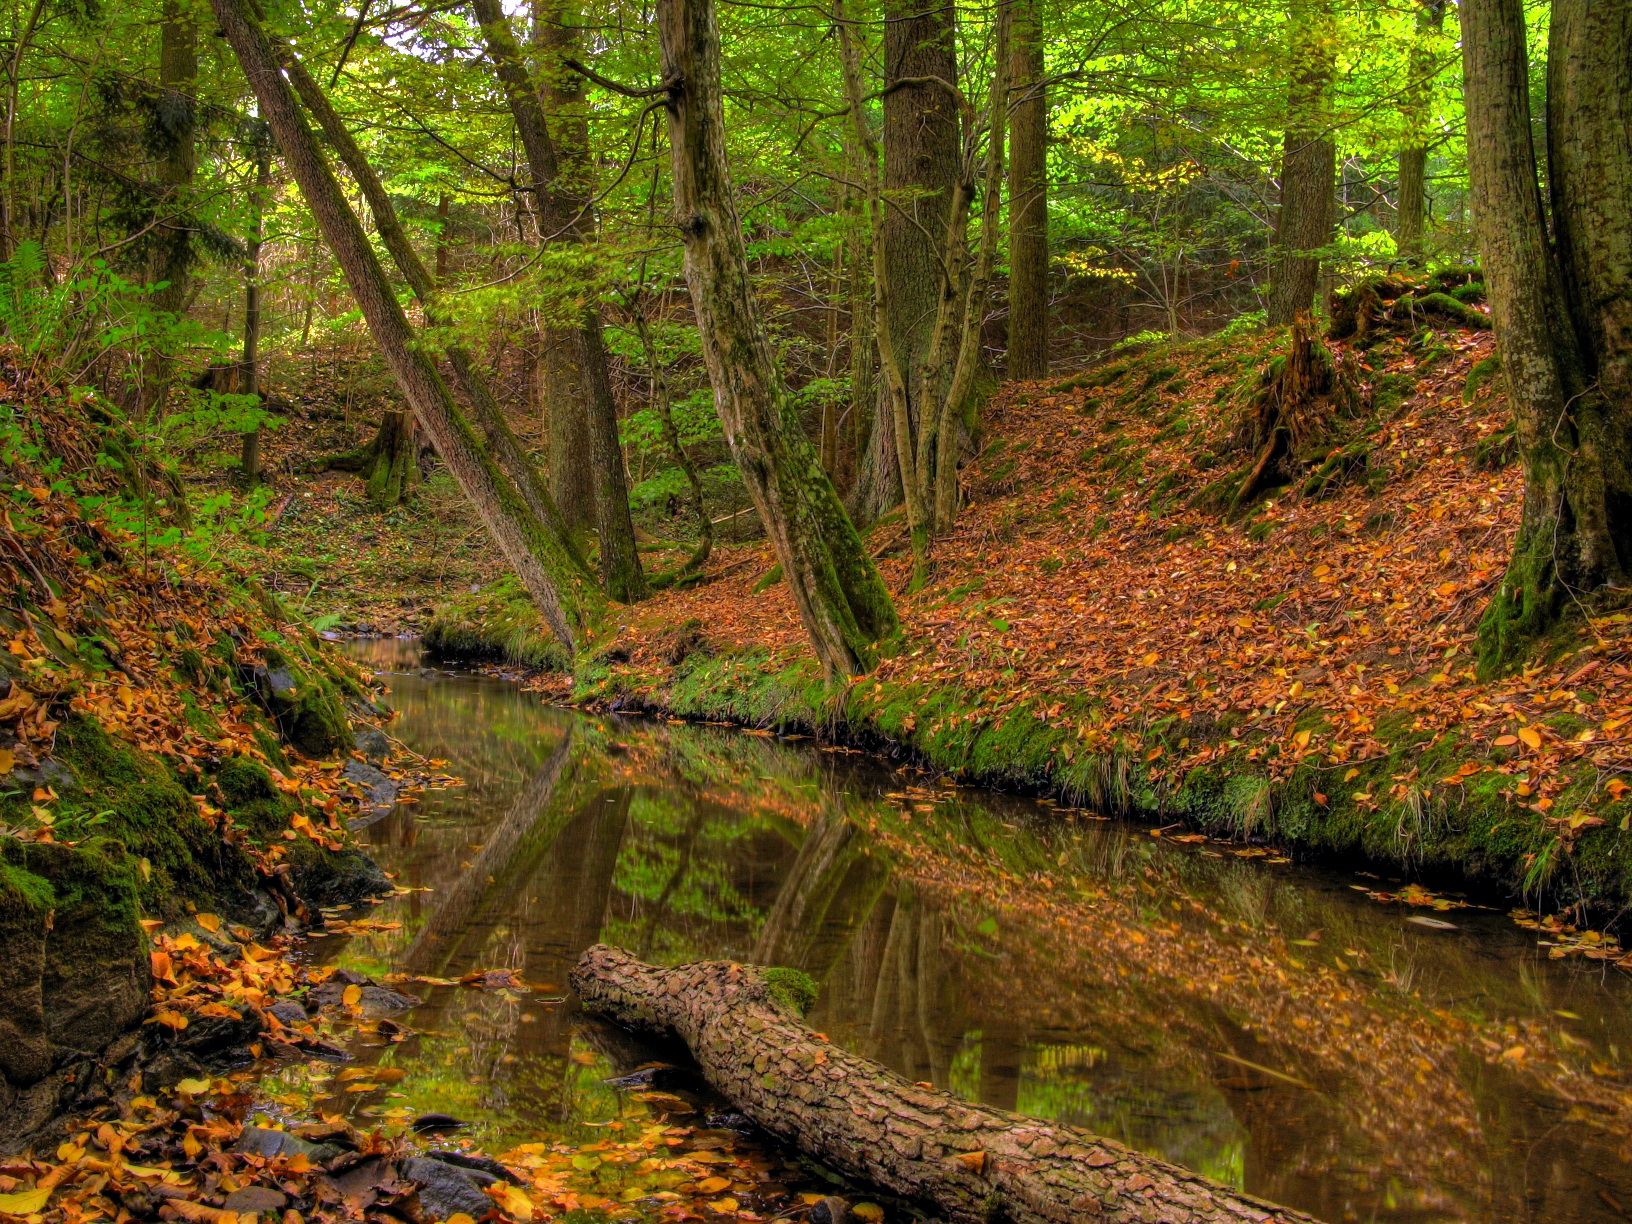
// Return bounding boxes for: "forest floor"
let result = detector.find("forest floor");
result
[231,302,1632,921]
[411,315,1632,923]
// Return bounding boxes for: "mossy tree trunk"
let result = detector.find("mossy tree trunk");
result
[356,411,420,509]
[238,132,270,484]
[846,0,961,526]
[658,0,898,676]
[1266,0,1336,327]
[572,945,1319,1224]
[210,0,601,654]
[139,0,198,419]
[1461,0,1632,671]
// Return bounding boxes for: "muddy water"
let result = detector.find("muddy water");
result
[274,637,1632,1224]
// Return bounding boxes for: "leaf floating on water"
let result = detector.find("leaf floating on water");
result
[1407,915,1459,930]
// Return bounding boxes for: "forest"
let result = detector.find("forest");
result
[1,0,1631,1221]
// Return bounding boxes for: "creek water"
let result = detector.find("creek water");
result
[268,637,1632,1224]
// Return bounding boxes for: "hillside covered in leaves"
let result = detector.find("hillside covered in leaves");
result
[425,287,1632,920]
[0,355,412,1148]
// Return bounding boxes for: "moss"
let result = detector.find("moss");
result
[1464,355,1502,402]
[763,966,818,1017]
[35,715,252,915]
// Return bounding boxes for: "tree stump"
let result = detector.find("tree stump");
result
[571,944,1317,1224]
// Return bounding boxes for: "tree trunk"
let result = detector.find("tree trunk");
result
[357,411,420,508]
[277,46,596,584]
[1462,0,1632,672]
[238,133,270,484]
[571,945,1317,1224]
[847,0,961,524]
[471,0,647,602]
[210,0,600,653]
[1006,0,1048,379]
[1395,0,1445,263]
[657,0,898,676]
[1266,0,1335,327]
[541,330,595,528]
[140,0,198,417]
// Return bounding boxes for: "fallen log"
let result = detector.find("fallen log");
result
[571,945,1317,1224]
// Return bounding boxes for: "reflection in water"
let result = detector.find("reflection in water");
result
[281,638,1632,1224]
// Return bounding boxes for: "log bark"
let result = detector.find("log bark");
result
[571,945,1316,1224]
[657,0,898,676]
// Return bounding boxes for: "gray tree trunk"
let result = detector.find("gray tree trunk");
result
[848,0,961,524]
[1266,0,1335,327]
[1461,0,1632,670]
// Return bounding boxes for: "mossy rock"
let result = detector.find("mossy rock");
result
[248,649,350,757]
[0,837,148,1090]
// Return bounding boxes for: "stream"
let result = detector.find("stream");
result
[263,637,1632,1224]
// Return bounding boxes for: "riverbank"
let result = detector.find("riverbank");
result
[0,361,412,1149]
[426,317,1632,923]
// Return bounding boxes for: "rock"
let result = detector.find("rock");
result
[234,1125,343,1163]
[269,1000,310,1028]
[222,1186,289,1213]
[351,726,391,767]
[422,1150,512,1182]
[342,760,399,813]
[401,1156,494,1221]
[409,1113,468,1134]
[170,1007,263,1056]
[306,978,420,1012]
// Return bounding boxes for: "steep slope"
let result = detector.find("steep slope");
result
[428,292,1632,917]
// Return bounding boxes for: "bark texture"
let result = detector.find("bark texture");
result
[572,945,1317,1224]
[1266,0,1335,327]
[658,0,898,675]
[1462,0,1632,669]
[140,0,198,416]
[211,0,598,652]
[848,0,962,523]
[1006,0,1048,379]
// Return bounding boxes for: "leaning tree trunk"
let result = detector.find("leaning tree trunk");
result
[1266,0,1336,327]
[1006,0,1048,380]
[847,0,962,525]
[657,0,898,676]
[1461,0,1632,672]
[210,0,599,653]
[277,46,597,585]
[572,946,1317,1224]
